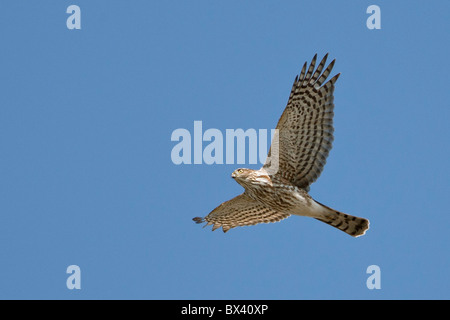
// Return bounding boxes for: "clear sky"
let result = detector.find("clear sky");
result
[0,1,449,299]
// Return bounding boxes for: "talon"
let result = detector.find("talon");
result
[192,217,204,224]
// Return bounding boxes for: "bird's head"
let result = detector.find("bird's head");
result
[231,168,251,180]
[231,168,272,188]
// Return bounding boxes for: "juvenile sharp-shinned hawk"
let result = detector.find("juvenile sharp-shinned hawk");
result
[193,54,369,237]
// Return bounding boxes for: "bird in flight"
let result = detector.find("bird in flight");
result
[193,54,369,237]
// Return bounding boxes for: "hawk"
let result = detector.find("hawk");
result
[193,54,369,237]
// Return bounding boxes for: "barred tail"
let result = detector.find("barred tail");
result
[314,202,369,237]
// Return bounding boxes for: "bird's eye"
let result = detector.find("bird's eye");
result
[238,169,243,173]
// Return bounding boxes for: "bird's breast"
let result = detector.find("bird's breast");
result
[244,183,303,213]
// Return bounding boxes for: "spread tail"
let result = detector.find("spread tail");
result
[315,202,369,237]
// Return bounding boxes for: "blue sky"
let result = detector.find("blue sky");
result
[0,1,449,299]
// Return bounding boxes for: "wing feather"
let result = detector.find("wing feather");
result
[193,193,290,232]
[263,54,340,190]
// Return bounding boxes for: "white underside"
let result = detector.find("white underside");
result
[289,192,328,218]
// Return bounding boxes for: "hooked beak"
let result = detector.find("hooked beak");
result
[231,171,236,179]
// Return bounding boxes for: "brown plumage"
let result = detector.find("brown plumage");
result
[193,54,369,237]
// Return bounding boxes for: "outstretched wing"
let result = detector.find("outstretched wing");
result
[263,53,339,190]
[193,193,290,232]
